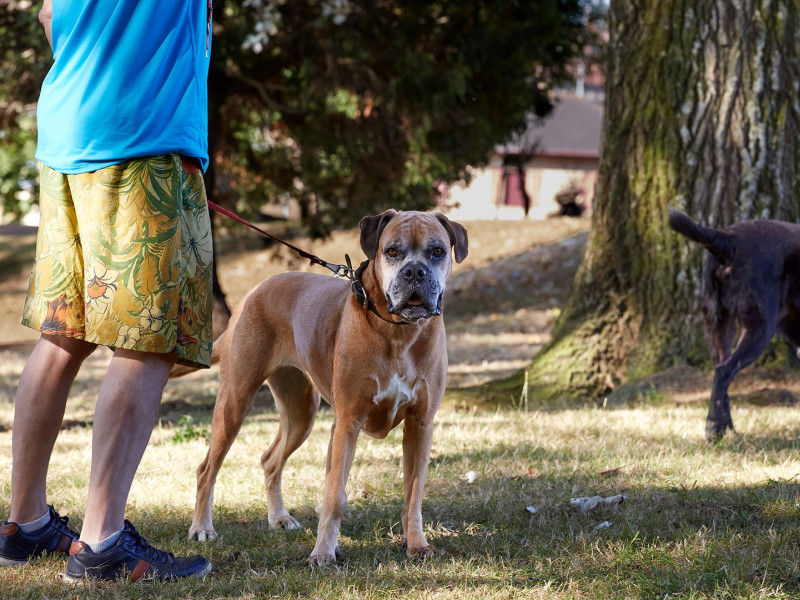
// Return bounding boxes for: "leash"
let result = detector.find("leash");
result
[207,201,409,325]
[208,200,350,277]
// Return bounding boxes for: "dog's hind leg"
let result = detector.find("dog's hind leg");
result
[261,367,320,531]
[189,374,265,541]
[706,309,777,441]
[778,306,800,353]
[704,309,736,368]
[702,256,736,367]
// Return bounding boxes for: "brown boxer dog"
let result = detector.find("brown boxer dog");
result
[176,210,468,565]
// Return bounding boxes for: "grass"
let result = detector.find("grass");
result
[2,392,800,598]
[3,217,799,597]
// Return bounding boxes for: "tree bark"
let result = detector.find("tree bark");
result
[526,0,800,400]
[206,0,232,339]
[205,160,232,341]
[515,162,532,217]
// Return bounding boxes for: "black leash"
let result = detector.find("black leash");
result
[208,201,409,325]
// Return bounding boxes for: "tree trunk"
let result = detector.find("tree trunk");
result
[206,0,233,339]
[205,159,232,341]
[526,0,800,400]
[515,162,532,217]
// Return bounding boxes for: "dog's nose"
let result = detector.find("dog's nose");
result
[403,263,428,282]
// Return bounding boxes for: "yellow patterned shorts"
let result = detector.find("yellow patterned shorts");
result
[22,154,213,368]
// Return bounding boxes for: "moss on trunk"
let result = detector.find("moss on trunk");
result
[514,0,800,403]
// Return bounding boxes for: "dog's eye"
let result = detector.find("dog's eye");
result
[386,248,399,258]
[432,247,445,258]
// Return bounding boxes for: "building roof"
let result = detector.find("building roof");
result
[499,94,604,159]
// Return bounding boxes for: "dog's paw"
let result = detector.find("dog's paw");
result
[406,544,437,558]
[306,554,336,569]
[306,545,340,567]
[705,418,733,442]
[270,515,302,531]
[187,525,218,542]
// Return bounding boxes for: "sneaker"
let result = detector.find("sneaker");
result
[64,520,211,582]
[0,505,78,566]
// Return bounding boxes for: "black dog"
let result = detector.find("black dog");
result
[668,207,800,440]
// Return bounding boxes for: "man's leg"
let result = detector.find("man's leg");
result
[78,348,176,544]
[64,345,211,581]
[10,334,96,524]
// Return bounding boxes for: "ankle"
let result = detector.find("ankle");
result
[78,518,126,547]
[17,509,51,534]
[9,503,49,528]
[84,527,123,553]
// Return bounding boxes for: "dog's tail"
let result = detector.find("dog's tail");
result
[667,206,735,262]
[169,329,226,379]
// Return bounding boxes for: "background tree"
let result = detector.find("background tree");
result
[204,0,597,234]
[524,0,800,401]
[0,1,50,219]
[0,2,601,225]
[2,1,603,330]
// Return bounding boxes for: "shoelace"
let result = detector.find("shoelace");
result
[56,514,77,537]
[123,521,175,565]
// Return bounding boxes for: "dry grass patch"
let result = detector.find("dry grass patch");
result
[2,398,800,598]
[4,218,800,597]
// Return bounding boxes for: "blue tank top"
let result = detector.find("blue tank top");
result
[36,0,212,173]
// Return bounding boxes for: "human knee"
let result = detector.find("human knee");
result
[105,349,178,400]
[40,333,97,366]
[113,348,177,370]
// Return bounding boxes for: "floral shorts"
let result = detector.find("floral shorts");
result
[22,154,213,368]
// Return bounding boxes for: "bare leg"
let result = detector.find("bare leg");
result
[78,348,176,543]
[10,334,97,524]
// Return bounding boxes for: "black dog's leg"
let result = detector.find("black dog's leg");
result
[707,374,735,441]
[778,313,800,368]
[702,294,734,440]
[705,311,735,368]
[706,315,775,441]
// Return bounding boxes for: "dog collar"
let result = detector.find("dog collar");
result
[348,257,412,326]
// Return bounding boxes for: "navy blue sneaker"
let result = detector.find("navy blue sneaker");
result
[64,520,211,582]
[0,506,78,566]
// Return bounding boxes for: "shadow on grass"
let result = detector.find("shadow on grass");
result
[3,411,800,597]
[85,473,800,598]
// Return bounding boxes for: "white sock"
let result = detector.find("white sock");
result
[86,528,124,554]
[18,509,50,534]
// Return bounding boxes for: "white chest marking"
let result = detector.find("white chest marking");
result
[372,374,417,410]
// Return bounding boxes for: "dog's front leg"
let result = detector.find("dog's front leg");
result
[308,417,362,566]
[401,413,436,557]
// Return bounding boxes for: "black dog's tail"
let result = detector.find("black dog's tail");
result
[667,206,735,262]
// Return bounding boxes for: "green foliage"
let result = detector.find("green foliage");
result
[0,2,50,217]
[202,0,602,234]
[171,414,210,444]
[0,1,603,230]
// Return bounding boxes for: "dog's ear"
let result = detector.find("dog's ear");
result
[435,214,469,263]
[359,210,398,259]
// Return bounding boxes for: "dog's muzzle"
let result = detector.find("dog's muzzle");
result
[386,261,443,323]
